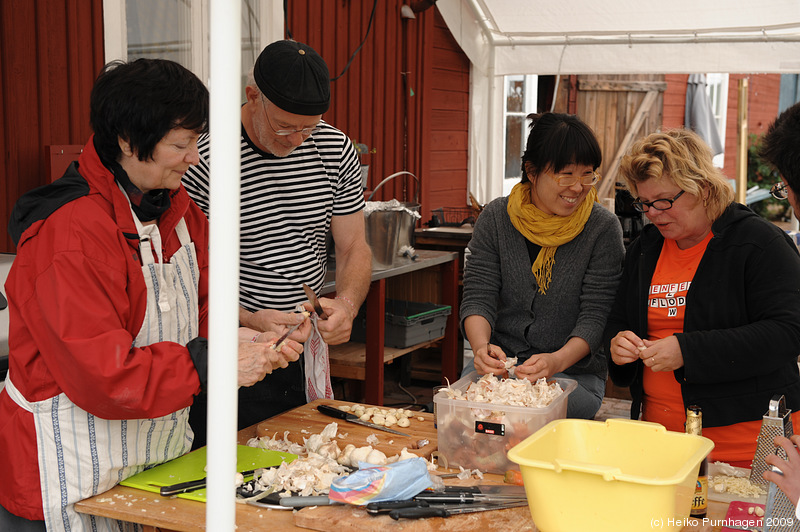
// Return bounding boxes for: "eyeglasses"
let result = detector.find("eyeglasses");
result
[632,190,685,213]
[261,96,320,137]
[549,171,600,187]
[771,182,789,200]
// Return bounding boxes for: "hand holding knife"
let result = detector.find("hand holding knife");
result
[303,283,328,320]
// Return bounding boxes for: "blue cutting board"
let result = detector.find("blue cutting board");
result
[120,445,297,502]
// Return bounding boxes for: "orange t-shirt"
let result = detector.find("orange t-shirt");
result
[642,232,777,463]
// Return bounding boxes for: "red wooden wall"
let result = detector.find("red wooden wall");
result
[0,0,104,253]
[662,73,781,179]
[284,1,471,223]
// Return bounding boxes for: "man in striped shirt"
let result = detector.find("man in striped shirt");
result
[183,40,372,447]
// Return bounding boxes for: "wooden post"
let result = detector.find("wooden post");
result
[736,78,749,205]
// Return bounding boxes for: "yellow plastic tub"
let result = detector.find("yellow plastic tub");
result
[507,418,714,532]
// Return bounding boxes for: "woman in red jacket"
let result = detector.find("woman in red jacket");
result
[0,59,304,531]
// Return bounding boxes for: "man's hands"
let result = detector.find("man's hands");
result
[302,296,357,346]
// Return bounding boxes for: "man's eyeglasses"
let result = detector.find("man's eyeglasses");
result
[632,190,685,213]
[549,171,600,187]
[771,182,789,200]
[261,96,320,137]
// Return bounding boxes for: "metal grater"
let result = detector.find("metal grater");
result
[765,467,800,532]
[750,395,794,487]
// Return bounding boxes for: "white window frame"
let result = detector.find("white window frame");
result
[102,0,283,83]
[502,74,538,196]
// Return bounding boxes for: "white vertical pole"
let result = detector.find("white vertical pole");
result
[206,0,241,529]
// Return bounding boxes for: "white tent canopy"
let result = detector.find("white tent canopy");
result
[437,0,800,201]
[439,0,800,75]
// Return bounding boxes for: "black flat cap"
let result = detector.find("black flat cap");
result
[254,40,330,116]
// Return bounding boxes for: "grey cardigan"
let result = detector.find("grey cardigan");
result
[460,196,624,377]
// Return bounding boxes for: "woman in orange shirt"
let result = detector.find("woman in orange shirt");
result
[604,129,800,465]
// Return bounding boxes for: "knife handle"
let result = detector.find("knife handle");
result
[317,404,349,420]
[366,499,427,515]
[279,495,335,507]
[390,506,449,520]
[160,478,206,497]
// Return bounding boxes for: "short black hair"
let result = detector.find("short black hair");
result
[761,102,800,195]
[90,58,209,165]
[520,112,602,183]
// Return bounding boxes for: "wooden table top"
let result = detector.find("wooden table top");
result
[74,399,741,532]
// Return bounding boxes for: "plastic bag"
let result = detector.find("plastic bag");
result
[328,457,432,505]
[304,314,333,401]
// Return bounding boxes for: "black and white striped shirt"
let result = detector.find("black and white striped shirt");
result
[183,121,363,312]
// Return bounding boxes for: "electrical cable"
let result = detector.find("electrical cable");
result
[330,0,378,81]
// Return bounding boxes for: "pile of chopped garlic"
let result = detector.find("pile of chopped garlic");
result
[709,461,767,498]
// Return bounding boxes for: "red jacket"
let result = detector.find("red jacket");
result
[0,137,209,519]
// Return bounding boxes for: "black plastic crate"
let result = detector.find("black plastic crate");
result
[351,299,452,348]
[429,207,475,227]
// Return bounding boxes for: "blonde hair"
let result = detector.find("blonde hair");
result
[619,129,733,222]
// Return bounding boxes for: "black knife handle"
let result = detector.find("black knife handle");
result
[160,478,206,497]
[390,506,449,520]
[366,499,427,515]
[318,404,351,420]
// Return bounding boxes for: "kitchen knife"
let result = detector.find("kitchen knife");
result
[389,500,528,520]
[317,404,411,437]
[270,320,303,349]
[414,492,527,504]
[302,283,329,320]
[157,469,257,497]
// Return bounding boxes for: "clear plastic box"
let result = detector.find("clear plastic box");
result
[433,371,576,474]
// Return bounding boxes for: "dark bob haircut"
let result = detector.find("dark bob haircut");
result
[761,102,800,196]
[520,112,602,183]
[90,58,209,165]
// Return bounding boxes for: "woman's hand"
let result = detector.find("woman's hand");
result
[609,330,646,366]
[514,353,558,382]
[764,435,800,506]
[473,343,509,376]
[235,333,302,387]
[639,336,684,372]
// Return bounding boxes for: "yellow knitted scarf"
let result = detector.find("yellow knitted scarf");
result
[507,182,596,294]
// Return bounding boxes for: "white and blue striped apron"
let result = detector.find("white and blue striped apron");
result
[4,204,200,531]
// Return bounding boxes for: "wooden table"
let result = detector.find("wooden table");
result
[322,249,459,405]
[75,399,737,531]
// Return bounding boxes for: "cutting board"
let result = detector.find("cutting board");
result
[255,399,438,459]
[120,445,297,502]
[293,504,537,531]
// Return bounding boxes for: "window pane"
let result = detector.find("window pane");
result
[126,0,192,67]
[505,115,525,178]
[507,76,525,113]
[241,0,261,100]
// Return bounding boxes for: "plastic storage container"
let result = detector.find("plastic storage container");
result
[351,299,451,349]
[507,418,714,532]
[433,371,576,474]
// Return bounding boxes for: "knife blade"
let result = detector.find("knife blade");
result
[303,283,329,320]
[389,500,528,520]
[269,320,303,349]
[317,404,411,437]
[156,469,257,497]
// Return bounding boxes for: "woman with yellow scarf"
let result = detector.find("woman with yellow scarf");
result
[460,112,624,418]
